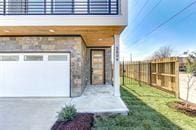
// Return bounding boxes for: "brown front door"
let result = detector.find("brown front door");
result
[91,50,105,85]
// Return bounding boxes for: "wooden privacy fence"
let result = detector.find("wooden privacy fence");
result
[120,57,179,97]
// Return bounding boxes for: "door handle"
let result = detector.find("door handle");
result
[91,68,93,73]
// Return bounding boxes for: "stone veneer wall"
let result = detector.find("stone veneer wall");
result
[78,38,88,94]
[86,48,112,85]
[0,36,87,97]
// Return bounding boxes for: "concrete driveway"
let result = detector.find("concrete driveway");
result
[0,86,128,130]
[0,98,68,130]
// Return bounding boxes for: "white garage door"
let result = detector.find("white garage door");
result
[0,53,70,97]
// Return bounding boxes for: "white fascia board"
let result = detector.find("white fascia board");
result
[0,15,127,26]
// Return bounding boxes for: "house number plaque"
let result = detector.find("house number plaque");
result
[116,46,119,61]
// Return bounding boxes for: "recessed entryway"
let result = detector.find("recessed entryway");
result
[0,53,70,97]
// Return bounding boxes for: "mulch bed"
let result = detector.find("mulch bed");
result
[51,113,94,130]
[167,101,196,117]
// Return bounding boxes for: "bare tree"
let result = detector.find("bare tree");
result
[151,46,173,59]
[185,51,196,107]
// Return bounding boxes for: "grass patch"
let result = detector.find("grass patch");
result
[94,80,196,130]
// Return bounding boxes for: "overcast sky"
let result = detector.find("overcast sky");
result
[120,0,196,61]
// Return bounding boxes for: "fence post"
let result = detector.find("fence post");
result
[128,61,130,84]
[138,61,141,86]
[122,59,125,86]
[155,60,158,87]
[175,58,180,98]
[128,61,131,84]
[148,62,152,85]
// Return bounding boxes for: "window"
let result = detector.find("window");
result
[6,0,26,14]
[48,55,68,61]
[24,55,43,61]
[90,0,109,14]
[74,0,88,14]
[28,0,45,14]
[111,0,118,14]
[0,0,118,15]
[0,55,19,61]
[53,0,72,14]
[0,0,3,14]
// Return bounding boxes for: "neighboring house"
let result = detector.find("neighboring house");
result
[179,57,187,71]
[0,0,128,97]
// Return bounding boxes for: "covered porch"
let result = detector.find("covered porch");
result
[73,85,128,115]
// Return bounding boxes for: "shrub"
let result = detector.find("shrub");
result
[57,104,77,122]
[52,113,94,130]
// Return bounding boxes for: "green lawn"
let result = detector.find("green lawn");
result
[94,80,196,130]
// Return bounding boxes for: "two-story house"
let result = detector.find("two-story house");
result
[0,0,127,99]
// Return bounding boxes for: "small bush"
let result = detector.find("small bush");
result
[57,104,77,122]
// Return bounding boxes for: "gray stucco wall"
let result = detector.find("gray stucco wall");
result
[0,36,86,97]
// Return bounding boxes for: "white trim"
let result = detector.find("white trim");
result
[114,35,120,97]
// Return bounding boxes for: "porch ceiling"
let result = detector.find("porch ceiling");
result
[0,26,125,47]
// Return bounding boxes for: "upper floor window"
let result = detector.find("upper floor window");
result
[0,0,119,15]
[5,0,26,14]
[74,0,88,14]
[28,0,45,14]
[53,0,73,14]
[90,0,109,14]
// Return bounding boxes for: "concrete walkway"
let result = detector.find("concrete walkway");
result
[74,85,128,114]
[0,85,128,130]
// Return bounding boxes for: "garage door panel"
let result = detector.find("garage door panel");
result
[0,53,70,97]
